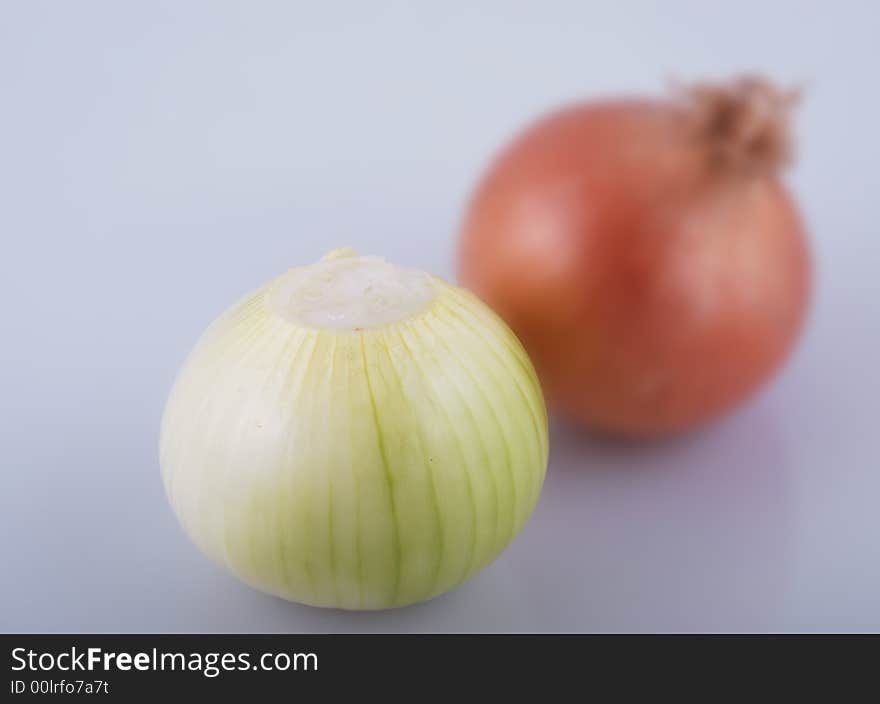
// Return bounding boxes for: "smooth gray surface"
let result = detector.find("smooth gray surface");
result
[1,1,878,633]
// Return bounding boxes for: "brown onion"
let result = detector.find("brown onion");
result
[458,77,811,437]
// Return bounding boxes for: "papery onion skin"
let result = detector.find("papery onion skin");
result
[458,77,811,436]
[160,254,548,610]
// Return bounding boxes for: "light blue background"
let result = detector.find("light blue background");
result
[1,1,877,632]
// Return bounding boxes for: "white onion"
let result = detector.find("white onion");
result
[160,249,548,610]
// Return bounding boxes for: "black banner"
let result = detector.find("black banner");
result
[2,634,875,699]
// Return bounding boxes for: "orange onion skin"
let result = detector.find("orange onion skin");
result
[458,98,811,437]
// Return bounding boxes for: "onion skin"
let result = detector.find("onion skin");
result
[160,264,548,610]
[458,80,811,436]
